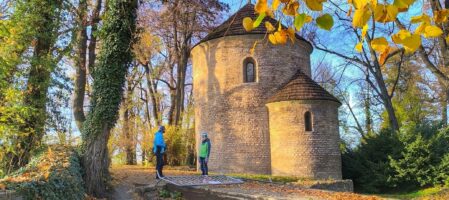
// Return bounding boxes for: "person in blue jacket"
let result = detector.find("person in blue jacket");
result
[153,125,166,179]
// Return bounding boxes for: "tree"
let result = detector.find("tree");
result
[0,0,64,173]
[142,0,228,126]
[81,0,138,196]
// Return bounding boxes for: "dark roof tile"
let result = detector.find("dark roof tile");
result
[196,3,311,46]
[266,70,341,104]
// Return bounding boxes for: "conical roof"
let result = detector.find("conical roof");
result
[198,3,311,45]
[266,70,341,104]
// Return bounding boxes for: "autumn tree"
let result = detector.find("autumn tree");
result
[0,0,65,173]
[141,0,228,126]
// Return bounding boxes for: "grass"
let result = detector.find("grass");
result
[378,186,449,199]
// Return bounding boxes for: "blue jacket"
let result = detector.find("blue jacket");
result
[153,131,166,153]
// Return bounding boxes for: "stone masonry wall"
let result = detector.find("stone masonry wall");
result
[266,100,342,179]
[191,34,312,174]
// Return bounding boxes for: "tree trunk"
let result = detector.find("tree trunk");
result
[143,64,160,125]
[364,81,372,133]
[73,0,88,131]
[87,0,102,77]
[124,82,136,165]
[82,0,137,196]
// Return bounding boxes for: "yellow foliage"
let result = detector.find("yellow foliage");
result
[351,0,369,9]
[272,0,281,10]
[243,17,254,32]
[255,0,268,14]
[265,21,275,32]
[392,30,421,53]
[423,26,443,38]
[371,37,389,53]
[305,0,327,11]
[374,4,398,23]
[282,1,299,16]
[353,6,372,28]
[393,0,415,12]
[361,24,369,39]
[410,14,431,24]
[434,10,449,23]
[378,45,391,65]
[355,42,363,52]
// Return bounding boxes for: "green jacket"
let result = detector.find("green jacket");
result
[199,138,211,158]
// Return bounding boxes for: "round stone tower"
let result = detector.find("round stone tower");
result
[266,71,342,179]
[191,3,341,178]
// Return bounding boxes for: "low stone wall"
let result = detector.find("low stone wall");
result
[0,191,22,200]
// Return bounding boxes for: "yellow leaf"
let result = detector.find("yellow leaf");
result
[305,15,313,23]
[268,33,277,44]
[379,45,391,65]
[361,24,369,39]
[434,10,449,23]
[353,7,372,28]
[423,25,443,38]
[265,21,275,32]
[255,0,268,14]
[316,13,334,31]
[243,17,254,32]
[391,29,411,44]
[446,35,449,45]
[274,31,288,44]
[393,0,415,12]
[374,4,398,23]
[355,42,363,52]
[305,0,327,11]
[272,0,281,10]
[352,0,369,9]
[410,14,431,24]
[414,22,428,35]
[371,37,389,53]
[282,1,299,16]
[392,30,421,53]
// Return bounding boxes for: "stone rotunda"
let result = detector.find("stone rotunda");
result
[191,3,342,179]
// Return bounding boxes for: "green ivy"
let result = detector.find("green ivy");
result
[1,146,85,200]
[80,0,137,196]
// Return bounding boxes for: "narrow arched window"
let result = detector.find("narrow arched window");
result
[244,58,255,83]
[305,111,312,131]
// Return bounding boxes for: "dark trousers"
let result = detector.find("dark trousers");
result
[155,146,164,178]
[199,157,208,175]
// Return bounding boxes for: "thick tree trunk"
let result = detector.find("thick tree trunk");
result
[73,0,88,131]
[82,0,137,197]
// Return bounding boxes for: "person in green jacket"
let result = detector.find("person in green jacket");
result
[199,132,211,176]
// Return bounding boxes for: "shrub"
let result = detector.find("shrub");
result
[343,122,449,193]
[0,145,85,200]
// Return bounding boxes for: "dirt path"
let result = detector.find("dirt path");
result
[109,165,383,200]
[109,165,196,200]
